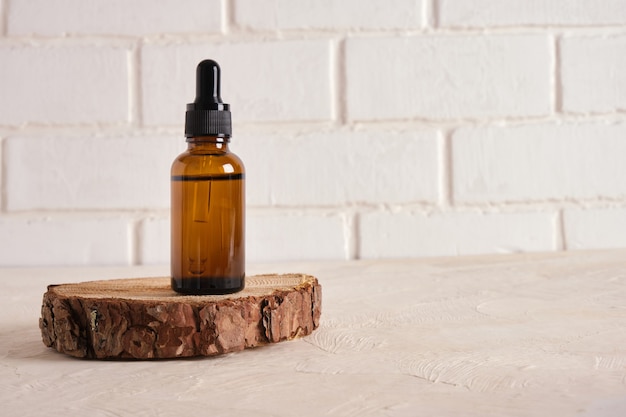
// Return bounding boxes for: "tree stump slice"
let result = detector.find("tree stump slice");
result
[40,274,322,360]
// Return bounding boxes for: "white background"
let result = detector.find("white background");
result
[1,0,625,266]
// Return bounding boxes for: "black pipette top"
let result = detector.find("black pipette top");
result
[184,59,232,138]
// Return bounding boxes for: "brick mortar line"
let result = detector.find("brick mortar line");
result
[427,0,439,29]
[438,130,453,208]
[234,201,626,211]
[1,26,625,45]
[387,200,626,212]
[2,112,625,136]
[221,0,234,34]
[0,0,7,37]
[552,34,563,114]
[343,211,360,260]
[131,219,142,266]
[347,115,626,131]
[220,25,626,37]
[4,198,626,217]
[127,44,142,127]
[0,36,138,48]
[332,37,347,125]
[0,203,624,256]
[556,209,567,251]
[0,210,168,219]
[0,136,5,213]
[353,212,361,260]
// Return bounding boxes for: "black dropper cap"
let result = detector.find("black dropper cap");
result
[185,59,232,138]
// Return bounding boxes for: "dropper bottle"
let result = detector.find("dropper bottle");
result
[171,59,245,295]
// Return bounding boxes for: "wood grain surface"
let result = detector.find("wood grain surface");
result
[40,274,322,359]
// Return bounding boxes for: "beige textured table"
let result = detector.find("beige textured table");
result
[1,250,626,416]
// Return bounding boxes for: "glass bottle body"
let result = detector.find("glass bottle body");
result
[170,137,245,294]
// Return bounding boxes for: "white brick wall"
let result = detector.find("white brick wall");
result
[345,34,552,120]
[0,216,132,266]
[237,128,439,206]
[561,35,626,114]
[141,40,333,125]
[0,45,129,125]
[0,1,5,36]
[4,135,183,210]
[0,0,624,267]
[438,0,626,27]
[234,0,425,31]
[564,208,626,250]
[360,210,556,258]
[137,209,349,264]
[8,0,222,36]
[139,217,170,265]
[452,123,626,203]
[247,210,348,262]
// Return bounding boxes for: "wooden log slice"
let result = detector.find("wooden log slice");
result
[40,274,322,360]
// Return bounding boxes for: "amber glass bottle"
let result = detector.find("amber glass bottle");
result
[171,60,245,295]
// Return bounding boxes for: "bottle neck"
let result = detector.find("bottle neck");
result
[186,136,230,152]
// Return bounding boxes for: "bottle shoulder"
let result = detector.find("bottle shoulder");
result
[172,149,245,176]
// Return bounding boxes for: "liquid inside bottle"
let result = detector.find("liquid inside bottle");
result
[171,140,245,294]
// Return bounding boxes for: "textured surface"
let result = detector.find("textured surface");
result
[1,2,626,267]
[40,274,321,359]
[3,251,626,415]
